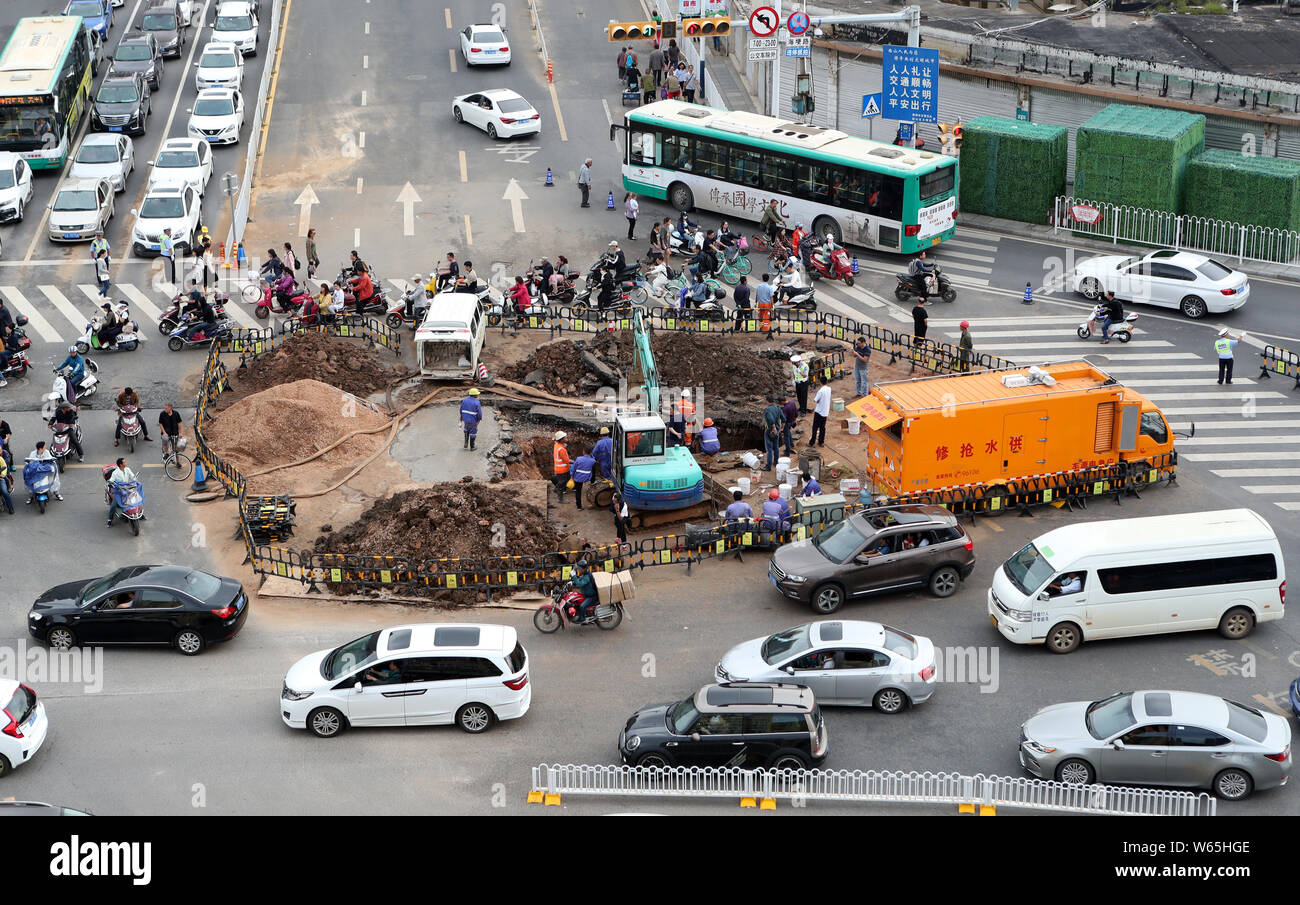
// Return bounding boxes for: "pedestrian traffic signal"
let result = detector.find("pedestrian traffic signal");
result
[661,21,677,39]
[608,21,658,41]
[684,18,730,36]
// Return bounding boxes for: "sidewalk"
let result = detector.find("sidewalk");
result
[702,43,759,114]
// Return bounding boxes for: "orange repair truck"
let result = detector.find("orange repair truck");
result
[845,361,1176,497]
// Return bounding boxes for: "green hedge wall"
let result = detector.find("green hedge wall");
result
[1074,104,1205,213]
[958,116,1068,223]
[1182,149,1300,232]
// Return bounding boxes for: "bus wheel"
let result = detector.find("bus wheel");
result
[812,216,842,246]
[668,183,695,213]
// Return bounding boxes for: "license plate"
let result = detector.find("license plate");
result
[204,136,217,142]
[148,243,160,251]
[770,573,780,589]
[930,236,940,246]
[485,48,497,53]
[25,712,37,729]
[108,126,123,133]
[63,233,79,239]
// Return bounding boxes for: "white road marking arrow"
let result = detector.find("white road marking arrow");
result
[294,184,320,238]
[395,182,422,236]
[503,178,528,233]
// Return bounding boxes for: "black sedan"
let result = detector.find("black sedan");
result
[28,566,249,656]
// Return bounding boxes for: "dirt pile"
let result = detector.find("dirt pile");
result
[204,379,391,485]
[314,483,567,563]
[217,331,406,407]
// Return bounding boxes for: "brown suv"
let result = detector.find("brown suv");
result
[768,505,975,614]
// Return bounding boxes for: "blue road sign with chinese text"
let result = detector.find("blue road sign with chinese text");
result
[882,45,939,124]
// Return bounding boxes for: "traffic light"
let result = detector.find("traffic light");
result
[684,18,730,36]
[661,20,676,39]
[608,21,658,41]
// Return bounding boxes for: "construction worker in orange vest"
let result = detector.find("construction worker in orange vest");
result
[679,388,696,446]
[552,430,572,502]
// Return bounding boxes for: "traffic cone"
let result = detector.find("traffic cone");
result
[545,168,554,187]
[606,191,615,210]
[1022,282,1034,305]
[191,459,209,492]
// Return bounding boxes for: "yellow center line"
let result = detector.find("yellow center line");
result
[549,83,567,143]
[464,215,473,246]
[445,8,452,29]
[251,0,295,210]
[449,48,457,74]
[1235,638,1278,660]
[459,150,467,182]
[1186,653,1228,677]
[1252,694,1289,717]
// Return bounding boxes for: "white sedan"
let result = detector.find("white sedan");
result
[130,183,203,256]
[1072,249,1250,319]
[187,87,245,145]
[147,137,213,195]
[459,24,510,66]
[0,679,49,778]
[452,89,540,140]
[48,178,115,243]
[69,133,135,192]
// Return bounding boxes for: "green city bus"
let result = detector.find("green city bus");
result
[615,101,958,254]
[0,17,95,170]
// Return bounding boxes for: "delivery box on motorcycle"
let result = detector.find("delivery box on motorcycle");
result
[593,569,635,604]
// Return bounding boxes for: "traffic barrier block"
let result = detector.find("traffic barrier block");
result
[740,797,757,808]
[759,797,777,810]
[527,789,544,804]
[544,792,562,806]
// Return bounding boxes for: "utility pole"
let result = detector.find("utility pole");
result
[770,0,782,118]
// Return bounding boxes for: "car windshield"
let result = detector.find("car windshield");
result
[139,196,184,218]
[142,14,175,30]
[811,517,868,564]
[68,1,104,16]
[183,570,221,600]
[194,97,234,116]
[475,28,505,43]
[497,98,531,114]
[881,626,918,659]
[1003,542,1054,596]
[115,44,152,61]
[54,190,97,211]
[97,83,139,103]
[1196,259,1234,281]
[667,697,701,735]
[1085,692,1135,739]
[202,52,237,68]
[0,171,14,189]
[322,631,380,680]
[761,624,812,664]
[156,150,199,168]
[215,15,252,29]
[79,571,124,604]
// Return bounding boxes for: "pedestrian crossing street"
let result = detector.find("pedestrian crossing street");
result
[1,281,266,346]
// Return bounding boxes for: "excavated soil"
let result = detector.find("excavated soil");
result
[215,332,407,408]
[204,379,392,494]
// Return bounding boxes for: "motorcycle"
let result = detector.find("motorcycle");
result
[48,418,83,473]
[159,292,230,335]
[23,458,58,514]
[117,403,143,452]
[78,313,144,353]
[166,313,233,351]
[2,349,30,381]
[256,280,312,319]
[386,278,430,329]
[894,264,956,304]
[773,284,819,313]
[532,581,624,632]
[51,364,98,405]
[672,284,728,321]
[1077,304,1138,343]
[8,314,32,352]
[806,244,856,287]
[335,266,388,315]
[104,467,145,536]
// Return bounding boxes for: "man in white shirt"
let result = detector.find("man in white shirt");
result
[810,376,832,447]
[106,456,137,527]
[329,281,346,321]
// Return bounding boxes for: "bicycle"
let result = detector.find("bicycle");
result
[162,435,193,482]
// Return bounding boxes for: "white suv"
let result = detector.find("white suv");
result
[212,1,258,56]
[281,623,531,737]
[194,40,244,90]
[130,183,202,256]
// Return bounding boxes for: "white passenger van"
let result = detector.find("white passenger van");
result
[414,293,486,380]
[988,509,1284,654]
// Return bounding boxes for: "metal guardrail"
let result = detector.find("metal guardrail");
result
[527,764,1217,815]
[1053,195,1300,271]
[1259,344,1300,390]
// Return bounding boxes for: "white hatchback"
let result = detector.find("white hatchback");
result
[212,1,258,56]
[0,680,49,778]
[147,137,213,195]
[459,23,511,66]
[281,623,531,737]
[69,133,136,192]
[452,89,540,140]
[1072,249,1250,319]
[187,87,245,145]
[194,40,244,90]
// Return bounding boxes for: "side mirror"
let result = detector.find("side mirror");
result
[784,666,795,675]
[1038,591,1050,601]
[1111,739,1125,750]
[353,682,363,693]
[129,209,138,216]
[690,732,700,742]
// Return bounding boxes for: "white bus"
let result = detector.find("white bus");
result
[614,100,958,254]
[0,17,96,170]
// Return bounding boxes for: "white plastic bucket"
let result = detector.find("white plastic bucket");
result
[778,483,793,500]
[737,477,751,494]
[847,418,862,435]
[741,452,759,469]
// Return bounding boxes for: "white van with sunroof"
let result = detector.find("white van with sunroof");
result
[989,509,1285,653]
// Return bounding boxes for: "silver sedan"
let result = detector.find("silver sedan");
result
[714,620,936,713]
[1019,690,1292,800]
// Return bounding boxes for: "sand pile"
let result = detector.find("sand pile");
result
[217,331,405,408]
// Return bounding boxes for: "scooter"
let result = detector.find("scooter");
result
[51,364,98,405]
[894,265,957,304]
[256,280,312,319]
[673,284,729,321]
[23,458,58,514]
[532,581,624,632]
[386,278,430,329]
[117,403,143,452]
[104,467,145,536]
[773,284,819,312]
[335,267,388,315]
[1077,304,1138,343]
[159,292,229,335]
[2,349,30,381]
[48,417,83,473]
[8,314,32,352]
[166,313,233,351]
[806,244,856,287]
[78,314,144,353]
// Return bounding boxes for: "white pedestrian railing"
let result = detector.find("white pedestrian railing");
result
[1053,195,1300,272]
[529,764,1217,816]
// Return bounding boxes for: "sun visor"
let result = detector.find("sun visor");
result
[846,395,902,431]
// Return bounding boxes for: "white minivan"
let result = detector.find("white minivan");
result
[281,623,530,737]
[415,293,486,380]
[989,509,1285,654]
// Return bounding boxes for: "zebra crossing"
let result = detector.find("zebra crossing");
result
[925,234,999,287]
[2,281,268,347]
[929,315,1300,515]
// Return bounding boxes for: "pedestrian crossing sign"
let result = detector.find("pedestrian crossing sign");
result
[861,93,882,118]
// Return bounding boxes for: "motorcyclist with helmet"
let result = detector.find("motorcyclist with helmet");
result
[571,559,598,623]
[180,287,218,342]
[907,249,934,299]
[54,346,88,402]
[49,401,85,462]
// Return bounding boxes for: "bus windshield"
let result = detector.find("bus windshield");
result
[0,106,59,145]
